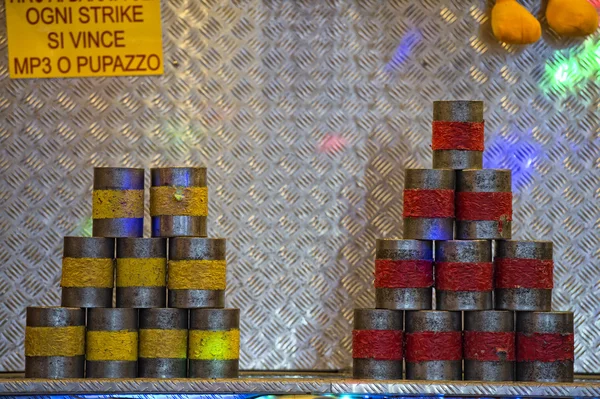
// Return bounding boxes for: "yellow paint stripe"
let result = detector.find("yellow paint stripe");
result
[150,186,208,217]
[117,258,166,287]
[25,326,85,357]
[139,329,188,359]
[61,258,114,288]
[167,259,226,290]
[188,329,239,360]
[93,189,144,219]
[86,330,138,361]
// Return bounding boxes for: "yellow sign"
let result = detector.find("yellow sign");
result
[5,0,164,78]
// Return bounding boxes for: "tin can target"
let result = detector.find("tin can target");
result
[93,167,144,238]
[188,308,240,378]
[86,308,138,378]
[403,168,455,240]
[139,308,188,378]
[116,237,167,308]
[352,308,403,380]
[432,100,484,170]
[150,167,208,237]
[495,240,553,311]
[375,239,433,310]
[61,236,115,308]
[25,307,85,378]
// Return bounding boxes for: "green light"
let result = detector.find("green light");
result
[543,38,600,95]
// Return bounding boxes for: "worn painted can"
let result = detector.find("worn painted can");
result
[403,168,455,240]
[435,240,493,310]
[464,310,515,381]
[139,308,188,378]
[93,167,145,237]
[456,169,512,240]
[25,307,85,378]
[61,236,115,308]
[86,308,138,378]
[168,237,226,308]
[150,167,208,237]
[495,240,553,311]
[516,312,574,382]
[432,100,484,170]
[352,308,403,380]
[188,308,240,378]
[405,310,462,380]
[116,237,167,308]
[375,239,433,310]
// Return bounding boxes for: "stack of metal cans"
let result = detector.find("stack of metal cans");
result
[25,167,241,379]
[354,101,574,382]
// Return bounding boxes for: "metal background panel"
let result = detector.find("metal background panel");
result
[0,0,598,373]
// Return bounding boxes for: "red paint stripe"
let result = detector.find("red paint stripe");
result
[517,333,574,362]
[456,191,513,222]
[405,331,462,362]
[464,331,515,361]
[435,261,493,291]
[432,121,485,151]
[353,330,403,360]
[495,258,554,289]
[375,259,433,288]
[403,189,454,218]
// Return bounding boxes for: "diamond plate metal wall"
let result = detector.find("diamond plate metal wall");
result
[0,0,598,373]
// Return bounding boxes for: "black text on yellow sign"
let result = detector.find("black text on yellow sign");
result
[6,0,164,78]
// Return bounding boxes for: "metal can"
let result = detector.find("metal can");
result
[188,308,240,378]
[352,308,403,380]
[168,237,226,308]
[61,236,114,308]
[432,100,484,170]
[495,240,553,311]
[435,240,493,310]
[116,237,167,308]
[92,167,144,238]
[456,169,512,240]
[139,308,188,378]
[464,310,515,381]
[405,310,462,380]
[86,308,138,378]
[516,312,574,382]
[25,307,85,378]
[150,167,208,237]
[375,239,433,310]
[403,168,455,240]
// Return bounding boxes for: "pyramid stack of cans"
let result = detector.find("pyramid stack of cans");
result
[25,167,240,379]
[353,101,574,382]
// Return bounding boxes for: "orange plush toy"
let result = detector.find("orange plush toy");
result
[492,0,598,45]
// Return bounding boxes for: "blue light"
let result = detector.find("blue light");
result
[386,28,422,71]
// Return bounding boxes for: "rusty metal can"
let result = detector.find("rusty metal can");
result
[464,310,515,381]
[375,239,433,310]
[516,311,574,382]
[403,168,455,240]
[25,307,85,378]
[435,240,493,311]
[495,240,553,311]
[61,236,115,308]
[352,308,403,380]
[456,169,512,240]
[432,100,484,170]
[93,167,144,238]
[116,237,167,308]
[405,310,462,380]
[150,167,207,237]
